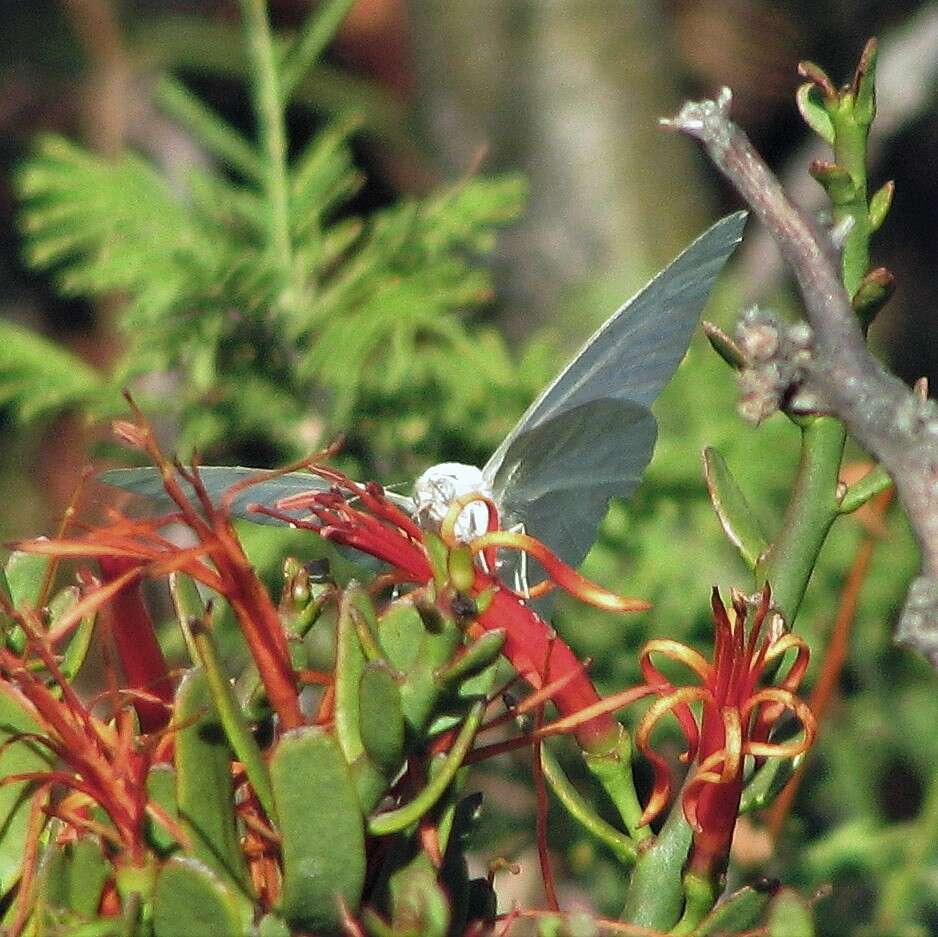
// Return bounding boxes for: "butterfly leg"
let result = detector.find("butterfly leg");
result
[508,520,530,598]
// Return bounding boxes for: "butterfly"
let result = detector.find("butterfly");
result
[103,211,746,587]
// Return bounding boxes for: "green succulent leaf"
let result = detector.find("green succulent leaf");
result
[0,685,56,896]
[704,447,769,570]
[145,764,179,856]
[434,629,505,687]
[359,662,405,776]
[4,550,49,610]
[808,160,857,205]
[386,862,450,937]
[37,836,111,928]
[694,881,778,934]
[868,180,894,233]
[796,83,835,144]
[153,857,252,937]
[258,914,292,937]
[271,726,366,933]
[174,670,253,892]
[768,889,815,937]
[377,603,462,737]
[368,700,484,837]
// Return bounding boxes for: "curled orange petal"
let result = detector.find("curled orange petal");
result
[635,685,709,764]
[470,530,650,613]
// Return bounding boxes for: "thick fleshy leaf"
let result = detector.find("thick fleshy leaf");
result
[4,550,49,608]
[434,630,505,687]
[38,837,111,924]
[386,860,450,937]
[56,589,97,682]
[359,663,404,776]
[377,604,461,736]
[145,764,179,855]
[796,83,835,144]
[335,589,389,813]
[153,857,251,937]
[0,685,56,896]
[258,914,291,937]
[695,881,777,935]
[868,180,894,233]
[271,727,366,933]
[704,446,768,570]
[174,670,252,892]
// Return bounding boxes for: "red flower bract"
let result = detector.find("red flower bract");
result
[635,585,815,880]
[0,605,184,868]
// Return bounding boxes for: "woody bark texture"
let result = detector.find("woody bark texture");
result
[667,90,938,663]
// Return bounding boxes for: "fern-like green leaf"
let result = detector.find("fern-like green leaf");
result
[0,320,106,421]
[16,56,530,467]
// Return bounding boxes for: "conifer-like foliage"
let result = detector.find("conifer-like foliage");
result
[8,0,540,471]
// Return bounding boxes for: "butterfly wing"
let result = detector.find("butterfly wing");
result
[99,466,414,526]
[483,210,746,577]
[492,399,656,574]
[483,211,746,480]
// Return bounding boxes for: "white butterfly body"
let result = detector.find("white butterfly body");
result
[412,462,493,541]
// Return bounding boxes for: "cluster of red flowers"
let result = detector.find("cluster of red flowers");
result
[7,417,815,896]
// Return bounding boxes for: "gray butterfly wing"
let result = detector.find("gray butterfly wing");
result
[99,466,414,526]
[483,210,746,481]
[492,399,657,575]
[481,211,745,602]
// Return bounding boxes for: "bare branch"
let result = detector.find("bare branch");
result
[665,90,938,663]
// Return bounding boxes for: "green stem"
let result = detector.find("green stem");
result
[757,416,844,624]
[237,0,293,295]
[830,96,872,298]
[839,463,893,514]
[367,701,485,836]
[756,76,876,627]
[585,730,652,843]
[620,791,693,929]
[670,872,717,935]
[540,743,637,865]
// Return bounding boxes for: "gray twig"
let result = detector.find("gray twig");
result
[664,90,938,663]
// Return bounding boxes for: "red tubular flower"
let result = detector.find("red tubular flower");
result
[260,470,649,754]
[635,586,815,881]
[19,412,305,733]
[0,608,184,867]
[97,556,173,733]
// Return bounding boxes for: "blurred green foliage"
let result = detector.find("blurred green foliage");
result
[9,120,545,474]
